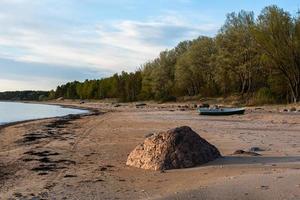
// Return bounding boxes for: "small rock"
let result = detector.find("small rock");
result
[260,185,269,190]
[233,149,245,154]
[199,103,210,108]
[136,103,147,107]
[290,107,297,112]
[14,193,23,197]
[255,107,263,110]
[64,174,77,178]
[233,149,261,156]
[249,147,265,152]
[100,167,107,171]
[94,179,104,182]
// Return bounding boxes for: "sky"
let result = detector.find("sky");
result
[0,0,299,91]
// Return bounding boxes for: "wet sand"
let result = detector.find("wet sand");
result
[0,101,299,199]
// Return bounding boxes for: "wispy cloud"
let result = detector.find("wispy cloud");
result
[0,58,112,91]
[0,0,220,91]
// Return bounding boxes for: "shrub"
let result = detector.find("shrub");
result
[253,87,276,105]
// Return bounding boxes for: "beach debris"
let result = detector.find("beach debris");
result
[233,149,261,156]
[113,104,121,107]
[98,165,114,172]
[13,192,48,200]
[16,114,81,145]
[126,126,221,170]
[178,105,189,109]
[24,150,60,157]
[199,103,210,108]
[100,167,107,171]
[254,107,263,110]
[259,185,269,190]
[249,146,265,152]
[23,149,76,175]
[136,103,147,107]
[13,192,23,198]
[56,97,64,101]
[64,174,77,178]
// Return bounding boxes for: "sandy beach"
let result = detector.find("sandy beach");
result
[0,101,299,200]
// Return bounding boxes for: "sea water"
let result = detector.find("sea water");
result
[0,102,87,125]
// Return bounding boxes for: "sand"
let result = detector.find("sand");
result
[0,101,299,199]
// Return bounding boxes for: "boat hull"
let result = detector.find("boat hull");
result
[198,108,245,116]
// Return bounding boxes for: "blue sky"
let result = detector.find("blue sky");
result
[0,0,299,91]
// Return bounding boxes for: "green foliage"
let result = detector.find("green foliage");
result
[48,71,142,102]
[216,10,261,95]
[252,5,300,102]
[253,87,275,105]
[0,91,49,101]
[175,37,217,96]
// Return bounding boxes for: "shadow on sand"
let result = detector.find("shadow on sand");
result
[206,156,300,166]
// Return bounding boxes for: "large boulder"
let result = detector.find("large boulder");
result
[126,126,221,170]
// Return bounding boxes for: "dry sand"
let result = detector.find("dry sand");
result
[0,101,299,200]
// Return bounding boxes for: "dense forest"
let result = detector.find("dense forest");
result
[0,91,49,101]
[2,6,299,103]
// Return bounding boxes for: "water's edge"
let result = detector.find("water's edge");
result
[0,102,97,129]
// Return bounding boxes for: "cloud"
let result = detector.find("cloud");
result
[0,78,59,92]
[0,58,113,91]
[0,18,218,71]
[0,0,220,90]
[0,1,218,70]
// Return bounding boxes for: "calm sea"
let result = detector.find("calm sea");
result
[0,102,87,125]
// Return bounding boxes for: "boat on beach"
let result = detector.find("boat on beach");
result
[198,107,245,116]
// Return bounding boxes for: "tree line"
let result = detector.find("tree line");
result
[2,6,299,103]
[0,91,49,101]
[50,72,142,102]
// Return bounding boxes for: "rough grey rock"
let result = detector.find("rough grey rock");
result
[126,126,221,170]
